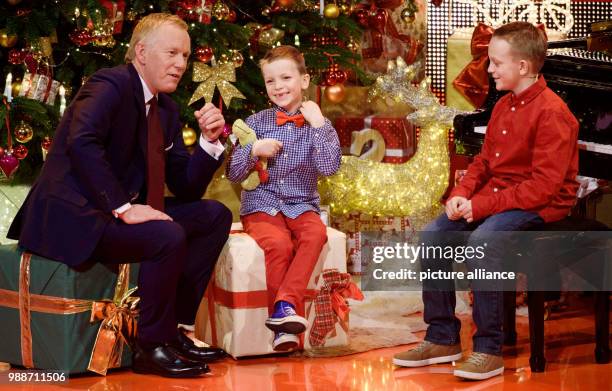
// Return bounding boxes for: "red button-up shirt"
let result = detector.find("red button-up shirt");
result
[450,76,579,223]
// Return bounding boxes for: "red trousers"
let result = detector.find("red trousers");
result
[241,211,327,315]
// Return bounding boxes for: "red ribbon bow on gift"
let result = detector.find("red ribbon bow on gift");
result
[452,23,495,109]
[309,269,364,347]
[453,23,548,108]
[276,111,305,127]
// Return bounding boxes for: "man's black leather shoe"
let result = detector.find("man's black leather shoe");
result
[132,342,210,378]
[175,329,227,362]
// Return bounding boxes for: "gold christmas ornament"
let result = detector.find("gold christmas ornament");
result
[92,35,116,47]
[324,84,346,103]
[182,125,198,147]
[0,29,18,48]
[346,38,360,52]
[6,0,23,5]
[259,28,285,47]
[323,4,340,19]
[218,53,230,65]
[11,80,21,97]
[319,58,463,218]
[29,37,53,57]
[339,3,352,15]
[189,62,246,107]
[401,8,416,23]
[231,50,244,67]
[212,1,230,20]
[14,121,34,143]
[126,10,138,21]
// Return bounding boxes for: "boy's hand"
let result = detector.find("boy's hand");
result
[458,200,473,223]
[445,196,468,221]
[252,139,283,158]
[195,103,225,142]
[300,101,325,128]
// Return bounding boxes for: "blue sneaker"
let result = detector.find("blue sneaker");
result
[265,301,308,334]
[272,332,299,352]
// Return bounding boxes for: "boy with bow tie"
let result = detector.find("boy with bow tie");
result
[227,45,341,351]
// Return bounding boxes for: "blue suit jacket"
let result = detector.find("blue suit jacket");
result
[8,64,223,266]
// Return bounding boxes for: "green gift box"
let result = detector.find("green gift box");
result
[0,245,138,375]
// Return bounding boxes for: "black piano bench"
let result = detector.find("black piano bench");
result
[502,216,611,373]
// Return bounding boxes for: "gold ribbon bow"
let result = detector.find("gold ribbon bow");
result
[87,277,139,376]
[188,61,245,107]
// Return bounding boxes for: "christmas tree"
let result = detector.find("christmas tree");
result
[0,0,373,182]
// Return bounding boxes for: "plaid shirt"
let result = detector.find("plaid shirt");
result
[227,106,341,218]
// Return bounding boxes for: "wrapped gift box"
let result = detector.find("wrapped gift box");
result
[0,245,138,375]
[195,223,353,358]
[335,115,416,164]
[331,213,413,274]
[446,28,478,112]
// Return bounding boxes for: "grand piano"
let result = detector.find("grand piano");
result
[453,22,612,180]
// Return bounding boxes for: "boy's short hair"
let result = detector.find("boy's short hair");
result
[125,13,188,63]
[259,45,307,75]
[492,21,548,72]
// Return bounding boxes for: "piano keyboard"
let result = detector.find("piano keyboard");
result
[548,48,612,63]
[578,140,612,155]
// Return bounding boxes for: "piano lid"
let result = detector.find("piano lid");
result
[542,48,612,89]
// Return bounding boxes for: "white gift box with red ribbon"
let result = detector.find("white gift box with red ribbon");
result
[195,223,350,358]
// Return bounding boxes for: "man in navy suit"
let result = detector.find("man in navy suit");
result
[8,13,231,378]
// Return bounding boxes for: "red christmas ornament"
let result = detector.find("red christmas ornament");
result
[69,29,93,46]
[41,136,52,150]
[222,123,232,139]
[0,153,19,178]
[194,46,214,62]
[0,146,4,157]
[16,8,31,17]
[8,48,26,64]
[226,9,237,22]
[12,144,28,160]
[354,9,369,27]
[324,71,337,86]
[369,8,388,32]
[276,0,294,7]
[179,0,199,10]
[334,70,348,84]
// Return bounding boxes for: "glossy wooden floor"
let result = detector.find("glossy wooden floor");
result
[7,299,612,390]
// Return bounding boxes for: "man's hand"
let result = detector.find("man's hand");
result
[252,139,282,158]
[445,196,468,220]
[457,200,474,223]
[195,103,225,142]
[300,101,325,129]
[120,204,173,224]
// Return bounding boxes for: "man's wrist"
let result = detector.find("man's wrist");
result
[112,203,132,218]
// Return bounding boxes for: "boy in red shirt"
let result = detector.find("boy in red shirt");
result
[393,22,579,380]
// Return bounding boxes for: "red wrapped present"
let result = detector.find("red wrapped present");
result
[334,115,416,164]
[99,1,126,34]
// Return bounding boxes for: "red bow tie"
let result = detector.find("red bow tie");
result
[276,111,305,127]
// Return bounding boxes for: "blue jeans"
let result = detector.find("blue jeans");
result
[421,209,543,355]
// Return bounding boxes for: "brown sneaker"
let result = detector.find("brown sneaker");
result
[393,340,462,367]
[453,352,504,380]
